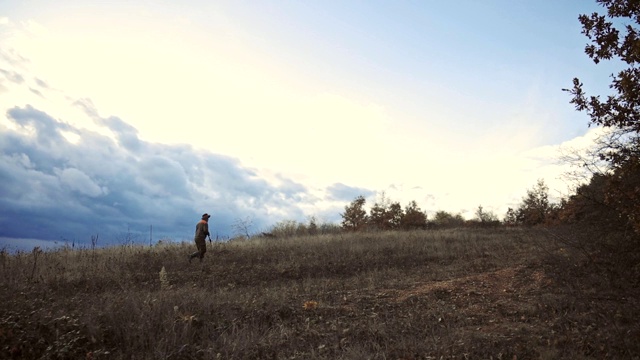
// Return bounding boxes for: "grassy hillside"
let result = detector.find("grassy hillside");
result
[1,228,638,359]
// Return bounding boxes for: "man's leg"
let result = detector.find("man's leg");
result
[189,251,199,262]
[189,238,203,263]
[196,238,206,261]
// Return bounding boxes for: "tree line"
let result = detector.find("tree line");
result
[338,167,637,234]
[339,179,550,231]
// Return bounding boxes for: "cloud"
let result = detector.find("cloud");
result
[0,68,24,84]
[0,98,320,245]
[57,167,106,197]
[6,105,72,146]
[326,183,375,202]
[34,78,49,88]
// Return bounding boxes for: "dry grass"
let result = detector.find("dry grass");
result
[0,227,638,359]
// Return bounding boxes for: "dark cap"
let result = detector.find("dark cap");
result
[202,213,211,219]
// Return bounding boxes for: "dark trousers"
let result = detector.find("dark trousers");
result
[190,237,207,260]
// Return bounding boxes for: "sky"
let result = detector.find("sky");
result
[0,0,617,250]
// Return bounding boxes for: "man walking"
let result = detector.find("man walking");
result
[189,213,211,263]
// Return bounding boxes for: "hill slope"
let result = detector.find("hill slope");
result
[1,228,638,359]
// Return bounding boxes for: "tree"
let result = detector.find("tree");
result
[308,216,318,235]
[341,195,368,231]
[565,0,640,232]
[605,158,640,231]
[515,179,551,226]
[401,200,427,229]
[369,201,404,230]
[474,205,499,226]
[368,200,389,230]
[432,211,465,228]
[387,202,404,229]
[503,207,518,226]
[232,216,253,238]
[557,173,625,227]
[116,224,141,246]
[368,192,404,230]
[564,0,640,161]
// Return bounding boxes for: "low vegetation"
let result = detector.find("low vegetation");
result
[1,227,639,359]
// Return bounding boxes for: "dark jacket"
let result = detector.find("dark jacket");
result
[194,220,209,240]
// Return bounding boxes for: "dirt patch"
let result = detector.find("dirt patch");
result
[395,264,552,303]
